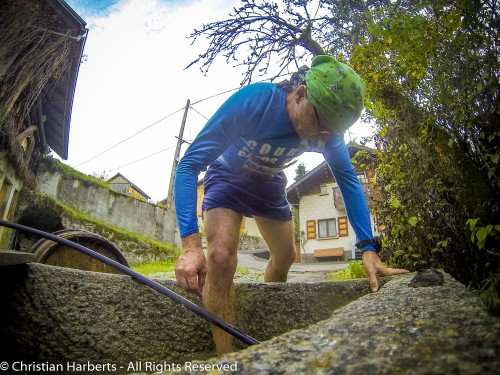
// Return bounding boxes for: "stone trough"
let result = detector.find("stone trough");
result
[0,263,499,374]
[0,263,375,365]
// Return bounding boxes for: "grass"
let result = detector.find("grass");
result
[327,260,368,281]
[46,157,112,190]
[132,259,370,283]
[131,260,265,282]
[131,259,177,278]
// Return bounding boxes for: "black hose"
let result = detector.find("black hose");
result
[0,219,260,346]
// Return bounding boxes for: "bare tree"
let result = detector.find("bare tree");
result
[186,0,329,84]
[185,0,396,84]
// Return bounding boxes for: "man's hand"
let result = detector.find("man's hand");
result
[175,233,207,298]
[362,251,409,292]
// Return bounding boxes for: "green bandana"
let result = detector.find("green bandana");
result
[305,55,366,132]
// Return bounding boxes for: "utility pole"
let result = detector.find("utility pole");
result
[166,99,190,210]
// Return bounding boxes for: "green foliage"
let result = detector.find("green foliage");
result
[293,162,307,182]
[478,273,500,315]
[350,0,500,312]
[348,260,368,279]
[188,0,500,313]
[327,268,352,281]
[327,261,367,281]
[467,219,500,250]
[90,170,110,181]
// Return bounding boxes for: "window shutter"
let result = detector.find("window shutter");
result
[338,216,348,237]
[306,220,316,239]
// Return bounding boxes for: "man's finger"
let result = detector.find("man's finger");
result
[186,276,202,298]
[368,273,379,292]
[198,270,207,294]
[176,265,202,297]
[387,268,409,276]
[174,269,185,287]
[378,267,409,277]
[176,274,190,293]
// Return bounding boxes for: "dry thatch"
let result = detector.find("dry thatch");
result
[0,0,76,189]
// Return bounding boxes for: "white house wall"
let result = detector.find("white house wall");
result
[243,217,261,237]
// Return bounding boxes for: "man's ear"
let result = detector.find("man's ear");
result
[295,85,308,102]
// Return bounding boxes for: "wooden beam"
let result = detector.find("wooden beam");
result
[0,250,34,266]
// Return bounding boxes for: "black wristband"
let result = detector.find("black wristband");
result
[355,237,382,253]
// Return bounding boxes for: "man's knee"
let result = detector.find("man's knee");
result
[206,249,237,283]
[284,247,297,265]
[274,247,296,267]
[270,241,296,261]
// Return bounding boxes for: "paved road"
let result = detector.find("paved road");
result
[237,250,350,283]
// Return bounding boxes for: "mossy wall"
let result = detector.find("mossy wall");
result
[35,159,178,244]
[15,158,180,264]
[16,190,179,264]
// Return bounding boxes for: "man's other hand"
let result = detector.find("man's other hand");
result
[362,251,409,292]
[175,233,207,298]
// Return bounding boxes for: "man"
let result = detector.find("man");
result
[174,55,408,355]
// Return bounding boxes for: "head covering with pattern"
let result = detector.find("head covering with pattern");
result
[305,55,366,132]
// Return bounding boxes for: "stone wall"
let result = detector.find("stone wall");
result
[14,190,178,264]
[176,271,500,375]
[35,159,178,245]
[1,263,498,374]
[30,159,266,255]
[237,234,267,251]
[0,263,373,364]
[1,263,499,374]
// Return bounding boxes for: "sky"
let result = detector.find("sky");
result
[62,0,373,202]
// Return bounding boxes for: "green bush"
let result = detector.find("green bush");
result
[348,260,368,279]
[327,261,368,281]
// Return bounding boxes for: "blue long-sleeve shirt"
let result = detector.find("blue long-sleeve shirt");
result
[174,82,374,249]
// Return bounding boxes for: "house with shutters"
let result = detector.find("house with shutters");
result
[286,143,383,262]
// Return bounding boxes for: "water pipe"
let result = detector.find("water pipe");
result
[0,219,260,347]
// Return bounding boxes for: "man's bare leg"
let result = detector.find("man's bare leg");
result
[254,217,296,282]
[202,207,242,355]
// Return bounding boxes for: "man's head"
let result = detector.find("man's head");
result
[305,55,366,133]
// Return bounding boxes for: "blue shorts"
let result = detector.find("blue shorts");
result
[202,161,292,221]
